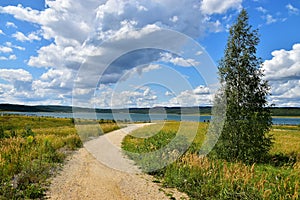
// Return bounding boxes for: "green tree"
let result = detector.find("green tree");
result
[212,9,273,163]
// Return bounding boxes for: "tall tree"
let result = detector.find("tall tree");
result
[212,9,273,163]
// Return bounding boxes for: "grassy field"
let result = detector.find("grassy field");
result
[0,114,120,199]
[122,121,300,199]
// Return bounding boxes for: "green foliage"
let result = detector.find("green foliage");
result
[0,126,5,139]
[0,115,121,199]
[122,122,300,199]
[122,121,202,172]
[0,115,83,199]
[21,126,35,138]
[213,9,273,163]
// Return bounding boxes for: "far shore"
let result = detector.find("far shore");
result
[272,116,300,118]
[181,113,300,118]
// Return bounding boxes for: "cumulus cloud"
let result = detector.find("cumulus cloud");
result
[0,55,17,60]
[0,46,13,53]
[160,52,200,67]
[263,43,300,81]
[0,68,76,105]
[263,44,300,106]
[267,80,300,107]
[5,22,17,28]
[12,31,41,42]
[0,68,33,97]
[193,85,210,94]
[32,68,75,97]
[0,29,4,35]
[168,87,213,107]
[200,0,242,15]
[9,55,17,60]
[5,42,25,51]
[91,86,158,108]
[0,0,235,71]
[0,0,240,107]
[0,69,32,82]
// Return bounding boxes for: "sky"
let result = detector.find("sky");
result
[0,0,299,108]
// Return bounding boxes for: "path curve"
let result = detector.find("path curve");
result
[83,123,148,173]
[47,124,189,200]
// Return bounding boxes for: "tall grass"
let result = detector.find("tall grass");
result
[0,115,121,199]
[122,121,300,199]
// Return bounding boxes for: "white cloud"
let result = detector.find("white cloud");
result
[0,0,237,107]
[9,55,17,60]
[168,88,213,107]
[91,86,158,108]
[263,43,300,81]
[263,43,300,106]
[268,80,300,107]
[160,52,200,67]
[0,46,13,53]
[0,0,239,71]
[5,42,25,51]
[0,69,32,82]
[195,51,203,56]
[169,16,179,23]
[262,14,286,25]
[30,68,75,104]
[1,5,41,24]
[256,7,267,14]
[12,31,41,42]
[286,4,299,15]
[120,64,162,82]
[200,0,242,15]
[193,85,210,94]
[142,64,161,73]
[5,22,17,28]
[165,91,173,96]
[265,14,277,24]
[0,29,4,35]
[0,55,17,60]
[0,69,33,101]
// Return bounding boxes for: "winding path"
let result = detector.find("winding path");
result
[47,124,189,200]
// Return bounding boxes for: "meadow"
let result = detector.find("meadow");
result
[122,121,300,199]
[0,114,120,199]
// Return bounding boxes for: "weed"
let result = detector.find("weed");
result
[0,115,121,199]
[122,122,300,199]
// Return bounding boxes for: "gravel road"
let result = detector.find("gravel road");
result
[46,124,189,200]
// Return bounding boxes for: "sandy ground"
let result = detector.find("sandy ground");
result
[46,124,189,200]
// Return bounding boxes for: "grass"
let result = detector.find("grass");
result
[0,114,121,199]
[122,121,300,200]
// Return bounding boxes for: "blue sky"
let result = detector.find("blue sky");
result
[0,0,299,108]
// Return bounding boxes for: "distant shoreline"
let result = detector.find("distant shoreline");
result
[1,103,300,116]
[272,116,300,118]
[2,111,300,118]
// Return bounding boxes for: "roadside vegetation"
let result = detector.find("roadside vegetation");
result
[0,114,120,199]
[125,9,286,199]
[122,121,300,199]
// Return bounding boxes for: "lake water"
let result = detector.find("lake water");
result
[4,111,300,125]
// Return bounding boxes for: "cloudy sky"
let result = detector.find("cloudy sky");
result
[0,0,299,108]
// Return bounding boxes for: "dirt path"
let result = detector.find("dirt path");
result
[46,124,189,200]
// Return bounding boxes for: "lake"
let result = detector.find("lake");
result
[3,111,300,125]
